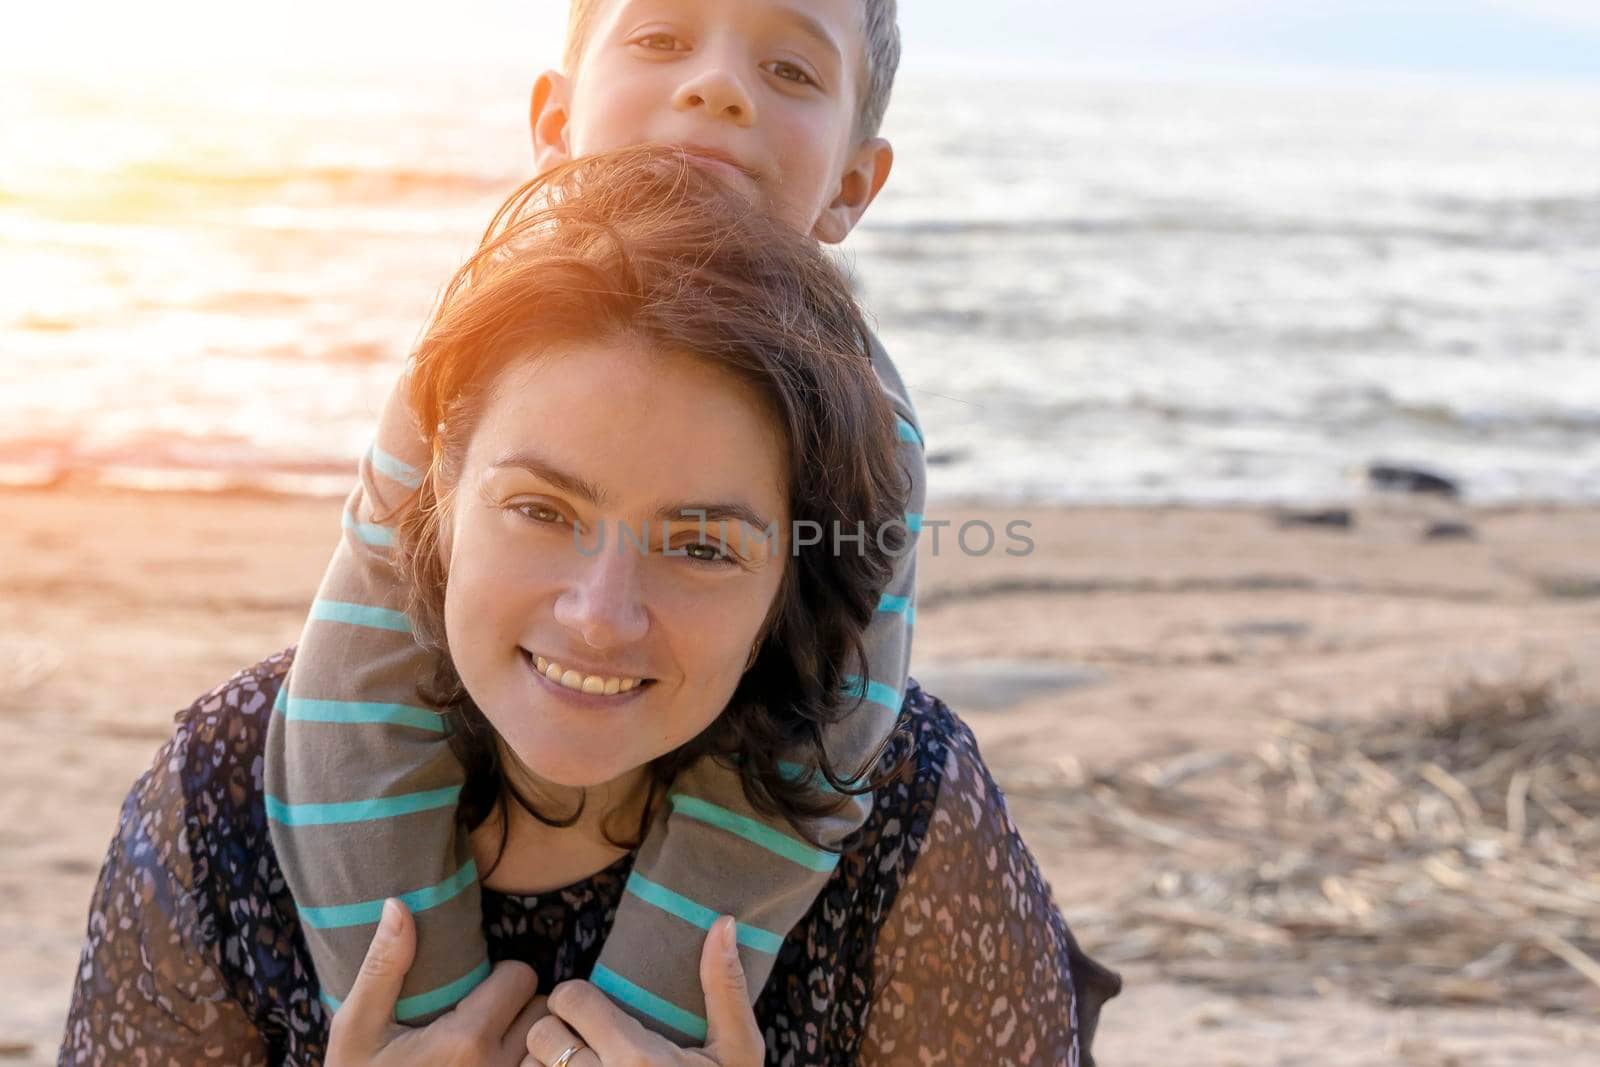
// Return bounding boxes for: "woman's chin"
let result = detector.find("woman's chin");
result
[489,720,633,789]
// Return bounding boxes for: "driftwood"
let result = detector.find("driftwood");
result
[1027,677,1600,1015]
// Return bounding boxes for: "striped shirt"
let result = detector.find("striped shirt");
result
[263,332,925,1039]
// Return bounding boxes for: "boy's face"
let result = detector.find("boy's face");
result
[532,0,892,243]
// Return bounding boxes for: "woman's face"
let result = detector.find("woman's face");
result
[442,334,790,789]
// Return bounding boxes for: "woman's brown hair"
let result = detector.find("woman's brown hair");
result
[393,145,910,860]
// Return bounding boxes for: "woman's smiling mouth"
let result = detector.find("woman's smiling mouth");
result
[520,648,652,697]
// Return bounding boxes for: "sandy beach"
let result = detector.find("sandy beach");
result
[3,486,1598,1064]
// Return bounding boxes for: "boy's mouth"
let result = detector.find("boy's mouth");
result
[677,144,760,184]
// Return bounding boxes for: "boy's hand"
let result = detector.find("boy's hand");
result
[524,916,763,1066]
[327,898,543,1067]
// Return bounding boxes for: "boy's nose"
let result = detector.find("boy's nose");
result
[552,536,650,650]
[673,65,757,126]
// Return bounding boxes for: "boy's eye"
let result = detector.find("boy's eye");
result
[635,32,688,52]
[767,61,817,87]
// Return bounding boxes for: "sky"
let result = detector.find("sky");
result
[6,0,1600,81]
[909,0,1600,79]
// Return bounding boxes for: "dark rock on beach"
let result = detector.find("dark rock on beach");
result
[925,447,971,468]
[1366,463,1461,498]
[1422,520,1476,541]
[1274,508,1354,530]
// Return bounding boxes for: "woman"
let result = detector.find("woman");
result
[60,148,1119,1066]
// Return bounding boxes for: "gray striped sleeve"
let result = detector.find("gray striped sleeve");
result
[264,376,488,1022]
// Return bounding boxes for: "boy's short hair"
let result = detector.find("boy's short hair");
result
[563,0,900,138]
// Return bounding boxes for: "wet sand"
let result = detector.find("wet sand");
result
[3,487,1598,1064]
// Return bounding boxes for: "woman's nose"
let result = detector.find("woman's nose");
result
[551,541,650,650]
[673,60,757,126]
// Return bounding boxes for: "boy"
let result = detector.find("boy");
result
[264,0,925,1043]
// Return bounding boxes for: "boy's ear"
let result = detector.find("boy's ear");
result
[812,137,894,245]
[530,70,573,173]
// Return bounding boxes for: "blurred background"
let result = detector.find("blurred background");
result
[3,3,1598,1064]
[5,0,1599,502]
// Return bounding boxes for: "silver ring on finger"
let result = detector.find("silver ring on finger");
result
[551,1042,587,1067]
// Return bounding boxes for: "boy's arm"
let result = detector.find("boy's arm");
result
[264,375,489,1022]
[591,334,926,1040]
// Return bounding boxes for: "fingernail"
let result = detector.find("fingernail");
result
[379,898,399,935]
[722,916,739,959]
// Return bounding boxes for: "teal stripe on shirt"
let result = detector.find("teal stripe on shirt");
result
[624,872,786,954]
[298,859,479,930]
[841,673,901,713]
[342,510,395,547]
[727,755,842,794]
[877,593,916,626]
[668,794,839,873]
[369,445,423,489]
[309,598,413,634]
[394,960,490,1021]
[896,416,924,447]
[321,958,491,1022]
[266,785,461,827]
[776,759,842,794]
[273,688,445,734]
[591,964,707,1043]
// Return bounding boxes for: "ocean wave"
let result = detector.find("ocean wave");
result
[0,461,354,498]
[16,314,78,333]
[875,303,1431,349]
[118,161,510,199]
[859,213,1586,249]
[1424,192,1600,226]
[0,434,359,494]
[949,386,1600,439]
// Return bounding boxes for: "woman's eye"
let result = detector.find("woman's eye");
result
[515,503,566,526]
[682,542,733,565]
[768,61,816,86]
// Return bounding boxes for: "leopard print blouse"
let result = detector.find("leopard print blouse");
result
[60,649,1119,1065]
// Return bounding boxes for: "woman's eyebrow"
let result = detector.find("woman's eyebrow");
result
[656,502,774,537]
[490,449,608,505]
[491,450,772,535]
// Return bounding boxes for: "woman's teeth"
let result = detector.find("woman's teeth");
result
[534,655,642,696]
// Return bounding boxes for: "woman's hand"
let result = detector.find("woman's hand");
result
[327,899,547,1067]
[524,916,763,1066]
